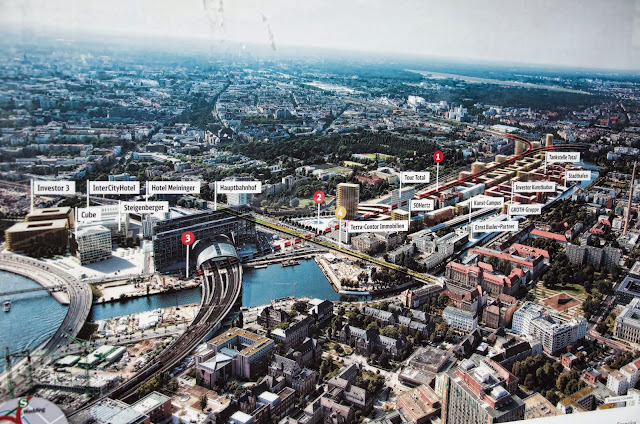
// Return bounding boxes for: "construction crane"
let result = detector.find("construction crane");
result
[4,347,34,399]
[62,331,90,396]
[275,282,297,298]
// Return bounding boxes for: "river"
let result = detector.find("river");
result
[0,271,67,371]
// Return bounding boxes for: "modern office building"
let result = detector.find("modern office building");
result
[225,177,254,206]
[390,187,415,212]
[512,302,587,354]
[5,219,69,252]
[615,298,640,344]
[545,134,554,147]
[511,302,544,335]
[71,225,112,265]
[616,274,640,306]
[391,209,410,221]
[336,183,360,220]
[80,204,129,242]
[441,354,525,424]
[528,315,587,354]
[443,306,478,332]
[26,206,75,229]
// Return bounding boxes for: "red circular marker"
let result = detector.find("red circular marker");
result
[433,150,444,164]
[313,190,325,204]
[181,231,195,246]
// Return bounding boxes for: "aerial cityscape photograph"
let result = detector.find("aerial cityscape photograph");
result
[0,0,640,423]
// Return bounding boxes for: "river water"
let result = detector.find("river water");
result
[2,258,337,361]
[0,271,67,371]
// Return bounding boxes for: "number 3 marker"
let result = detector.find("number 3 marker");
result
[181,231,195,246]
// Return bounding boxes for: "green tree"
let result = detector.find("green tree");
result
[380,326,398,339]
[524,374,536,391]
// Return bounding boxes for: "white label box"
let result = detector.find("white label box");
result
[401,172,430,183]
[513,181,556,193]
[472,220,519,233]
[147,181,201,195]
[120,201,169,216]
[508,204,542,215]
[33,180,75,195]
[89,181,140,195]
[546,152,580,163]
[471,195,504,209]
[410,199,435,211]
[216,181,262,194]
[347,221,409,233]
[566,170,591,181]
[77,207,103,223]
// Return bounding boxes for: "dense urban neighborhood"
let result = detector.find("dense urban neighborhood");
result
[1,14,640,424]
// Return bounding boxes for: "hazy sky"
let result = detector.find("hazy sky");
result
[2,0,640,70]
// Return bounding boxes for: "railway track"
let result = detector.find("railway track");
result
[69,258,241,416]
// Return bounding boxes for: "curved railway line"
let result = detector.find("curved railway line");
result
[69,257,242,416]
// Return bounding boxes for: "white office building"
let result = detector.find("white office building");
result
[224,177,253,206]
[73,225,112,265]
[511,301,544,335]
[443,306,478,332]
[528,315,587,354]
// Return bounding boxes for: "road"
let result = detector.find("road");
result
[587,330,635,352]
[0,252,92,398]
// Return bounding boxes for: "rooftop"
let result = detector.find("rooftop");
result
[132,391,171,414]
[87,398,148,424]
[524,393,560,420]
[559,386,594,407]
[26,206,72,218]
[6,219,68,233]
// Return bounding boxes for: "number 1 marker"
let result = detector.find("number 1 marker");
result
[433,150,443,191]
